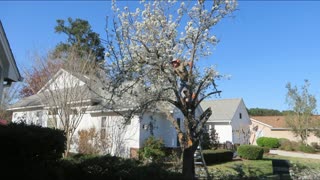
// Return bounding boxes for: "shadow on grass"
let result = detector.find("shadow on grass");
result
[210,156,293,179]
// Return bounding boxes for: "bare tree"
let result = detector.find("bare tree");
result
[0,83,21,122]
[100,0,237,178]
[285,80,317,144]
[25,48,98,157]
[20,53,62,98]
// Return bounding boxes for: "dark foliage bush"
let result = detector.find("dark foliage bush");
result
[202,149,234,165]
[256,137,280,148]
[201,128,219,150]
[0,122,66,161]
[58,154,183,180]
[0,122,66,180]
[237,145,263,160]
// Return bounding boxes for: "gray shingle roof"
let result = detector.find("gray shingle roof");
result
[8,85,100,110]
[9,94,44,109]
[200,98,242,122]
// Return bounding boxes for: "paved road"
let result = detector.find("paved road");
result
[270,150,320,160]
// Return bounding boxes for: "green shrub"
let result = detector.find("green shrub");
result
[237,145,263,160]
[201,128,220,150]
[256,137,265,147]
[262,147,270,154]
[139,136,166,163]
[279,140,301,151]
[202,149,234,165]
[279,141,294,151]
[256,137,280,148]
[278,138,290,146]
[298,144,316,153]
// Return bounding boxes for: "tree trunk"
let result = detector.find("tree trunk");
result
[64,134,71,157]
[182,147,196,180]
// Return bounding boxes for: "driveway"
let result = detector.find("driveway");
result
[270,149,320,160]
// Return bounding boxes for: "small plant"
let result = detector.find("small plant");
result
[139,136,166,163]
[237,145,263,160]
[201,128,220,150]
[279,140,302,152]
[298,144,316,153]
[311,142,319,150]
[74,127,109,155]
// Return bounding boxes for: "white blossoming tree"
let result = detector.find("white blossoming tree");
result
[103,0,237,178]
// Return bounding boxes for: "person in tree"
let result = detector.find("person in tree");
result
[171,59,195,103]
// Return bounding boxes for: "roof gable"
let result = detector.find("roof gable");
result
[200,98,242,122]
[37,69,86,94]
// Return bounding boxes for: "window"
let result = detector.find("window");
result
[101,129,106,139]
[101,117,107,127]
[239,113,242,119]
[36,111,43,126]
[101,117,107,139]
[177,118,181,147]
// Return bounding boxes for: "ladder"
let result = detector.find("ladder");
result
[194,141,211,179]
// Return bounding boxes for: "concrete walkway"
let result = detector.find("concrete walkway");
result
[270,149,320,160]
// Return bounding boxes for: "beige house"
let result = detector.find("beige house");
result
[250,116,319,145]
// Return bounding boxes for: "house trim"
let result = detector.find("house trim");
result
[250,118,273,128]
[7,105,44,111]
[0,21,23,83]
[271,128,291,131]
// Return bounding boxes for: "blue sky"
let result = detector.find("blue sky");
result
[1,1,320,112]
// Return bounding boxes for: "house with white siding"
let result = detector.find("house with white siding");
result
[8,69,185,157]
[200,98,251,145]
[9,67,250,157]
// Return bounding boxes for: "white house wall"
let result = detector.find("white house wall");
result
[74,113,140,158]
[12,110,48,126]
[230,100,251,144]
[214,123,233,143]
[140,112,181,148]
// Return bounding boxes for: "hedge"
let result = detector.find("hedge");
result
[202,149,234,165]
[0,122,66,161]
[58,155,184,180]
[237,145,263,160]
[256,137,280,148]
[0,122,66,180]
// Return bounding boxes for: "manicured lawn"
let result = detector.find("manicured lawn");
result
[207,154,320,179]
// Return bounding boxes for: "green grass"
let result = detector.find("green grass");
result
[207,154,320,179]
[265,154,320,170]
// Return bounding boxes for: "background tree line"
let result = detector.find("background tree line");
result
[247,108,294,116]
